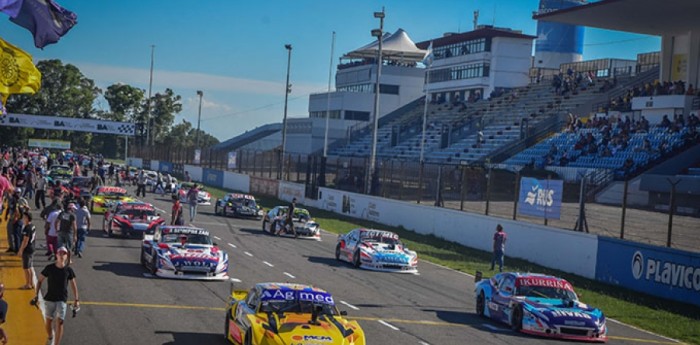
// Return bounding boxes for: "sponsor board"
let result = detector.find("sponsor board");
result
[27,139,71,149]
[278,181,305,204]
[518,178,563,219]
[596,237,700,307]
[250,176,279,197]
[203,168,224,188]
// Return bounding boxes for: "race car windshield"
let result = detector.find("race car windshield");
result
[99,190,126,197]
[71,178,92,187]
[516,286,577,300]
[119,209,156,217]
[162,234,212,245]
[260,300,338,315]
[232,198,256,207]
[361,233,401,245]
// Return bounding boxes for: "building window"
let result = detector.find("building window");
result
[428,63,490,83]
[310,110,341,119]
[433,38,490,61]
[337,83,400,95]
[345,111,370,121]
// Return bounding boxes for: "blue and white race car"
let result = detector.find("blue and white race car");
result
[335,229,418,273]
[141,226,229,280]
[475,272,607,342]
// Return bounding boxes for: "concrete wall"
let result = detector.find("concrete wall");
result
[184,164,203,183]
[150,160,159,172]
[223,171,250,193]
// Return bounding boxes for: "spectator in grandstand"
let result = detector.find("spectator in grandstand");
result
[491,224,507,272]
[660,115,671,128]
[622,158,635,175]
[683,126,699,145]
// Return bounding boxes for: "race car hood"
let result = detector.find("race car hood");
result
[233,205,257,214]
[364,242,415,264]
[258,313,364,345]
[523,297,605,328]
[162,245,221,268]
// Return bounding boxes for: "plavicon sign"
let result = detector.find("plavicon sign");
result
[596,237,700,307]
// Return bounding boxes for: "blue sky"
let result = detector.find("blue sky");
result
[1,0,660,141]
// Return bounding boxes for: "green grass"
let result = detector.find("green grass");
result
[204,184,700,344]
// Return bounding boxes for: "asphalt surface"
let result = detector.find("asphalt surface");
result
[28,189,681,345]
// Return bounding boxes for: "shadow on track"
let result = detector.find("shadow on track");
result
[305,255,351,269]
[155,330,227,345]
[93,261,147,278]
[238,228,270,237]
[424,308,533,340]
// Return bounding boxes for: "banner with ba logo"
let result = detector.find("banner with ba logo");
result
[518,177,563,219]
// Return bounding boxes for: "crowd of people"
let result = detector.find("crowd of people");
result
[606,80,698,112]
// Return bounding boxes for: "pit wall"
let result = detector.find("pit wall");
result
[127,158,700,306]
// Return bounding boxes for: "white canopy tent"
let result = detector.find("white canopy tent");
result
[342,28,427,62]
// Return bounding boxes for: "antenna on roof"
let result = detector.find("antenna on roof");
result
[473,10,479,30]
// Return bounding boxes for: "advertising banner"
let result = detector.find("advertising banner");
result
[202,168,224,188]
[596,237,700,307]
[250,176,279,197]
[27,139,70,149]
[0,113,135,136]
[194,149,201,165]
[278,181,305,204]
[518,178,563,219]
[227,151,237,169]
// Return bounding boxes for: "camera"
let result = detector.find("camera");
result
[71,303,80,318]
[29,296,39,309]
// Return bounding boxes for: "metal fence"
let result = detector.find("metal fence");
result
[133,144,700,253]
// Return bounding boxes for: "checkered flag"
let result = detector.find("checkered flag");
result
[116,124,135,134]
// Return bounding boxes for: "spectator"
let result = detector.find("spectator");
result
[184,171,192,182]
[74,199,91,258]
[491,224,507,272]
[35,246,79,345]
[0,283,7,345]
[186,184,199,222]
[35,170,48,209]
[171,196,184,226]
[54,203,77,262]
[18,211,36,290]
[5,190,19,253]
[281,198,298,238]
[135,170,146,197]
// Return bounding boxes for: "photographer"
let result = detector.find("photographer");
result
[34,246,79,345]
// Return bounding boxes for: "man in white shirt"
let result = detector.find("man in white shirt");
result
[46,206,62,260]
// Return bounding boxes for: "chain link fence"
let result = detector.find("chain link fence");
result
[133,144,700,253]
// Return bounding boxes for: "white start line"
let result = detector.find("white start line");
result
[339,301,359,310]
[283,272,296,279]
[244,251,253,257]
[227,243,237,248]
[377,320,400,331]
[213,236,221,240]
[262,261,274,267]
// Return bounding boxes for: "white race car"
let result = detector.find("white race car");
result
[335,228,418,273]
[141,226,228,280]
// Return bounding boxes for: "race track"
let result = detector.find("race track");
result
[32,190,679,345]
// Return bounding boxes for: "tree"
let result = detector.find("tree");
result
[103,83,144,122]
[4,59,100,148]
[148,88,182,144]
[161,119,220,148]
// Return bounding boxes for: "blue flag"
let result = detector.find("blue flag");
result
[0,0,22,18]
[10,0,77,49]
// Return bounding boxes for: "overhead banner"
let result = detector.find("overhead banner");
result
[518,177,563,219]
[27,139,70,149]
[0,113,135,136]
[227,151,237,169]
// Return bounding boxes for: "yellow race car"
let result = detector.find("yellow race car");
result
[225,282,365,345]
[90,186,135,213]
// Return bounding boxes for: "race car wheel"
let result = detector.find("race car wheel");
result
[90,201,94,213]
[511,305,523,331]
[140,248,146,266]
[224,309,230,340]
[335,244,341,261]
[353,250,361,268]
[476,292,485,317]
[150,256,158,275]
[261,220,267,232]
[214,204,219,216]
[244,330,253,345]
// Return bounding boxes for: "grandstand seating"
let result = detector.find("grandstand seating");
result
[504,125,697,179]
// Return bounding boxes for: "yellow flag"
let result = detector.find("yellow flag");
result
[0,36,41,104]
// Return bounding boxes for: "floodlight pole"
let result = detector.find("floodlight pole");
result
[280,44,293,180]
[367,7,385,195]
[323,31,336,158]
[195,90,203,149]
[146,44,155,146]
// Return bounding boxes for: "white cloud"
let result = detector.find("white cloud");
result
[74,62,326,97]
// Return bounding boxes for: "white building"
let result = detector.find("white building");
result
[416,26,536,103]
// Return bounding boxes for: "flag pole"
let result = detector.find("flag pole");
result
[323,31,336,158]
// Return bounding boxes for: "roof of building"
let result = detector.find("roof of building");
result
[533,0,700,36]
[343,28,427,61]
[415,27,536,49]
